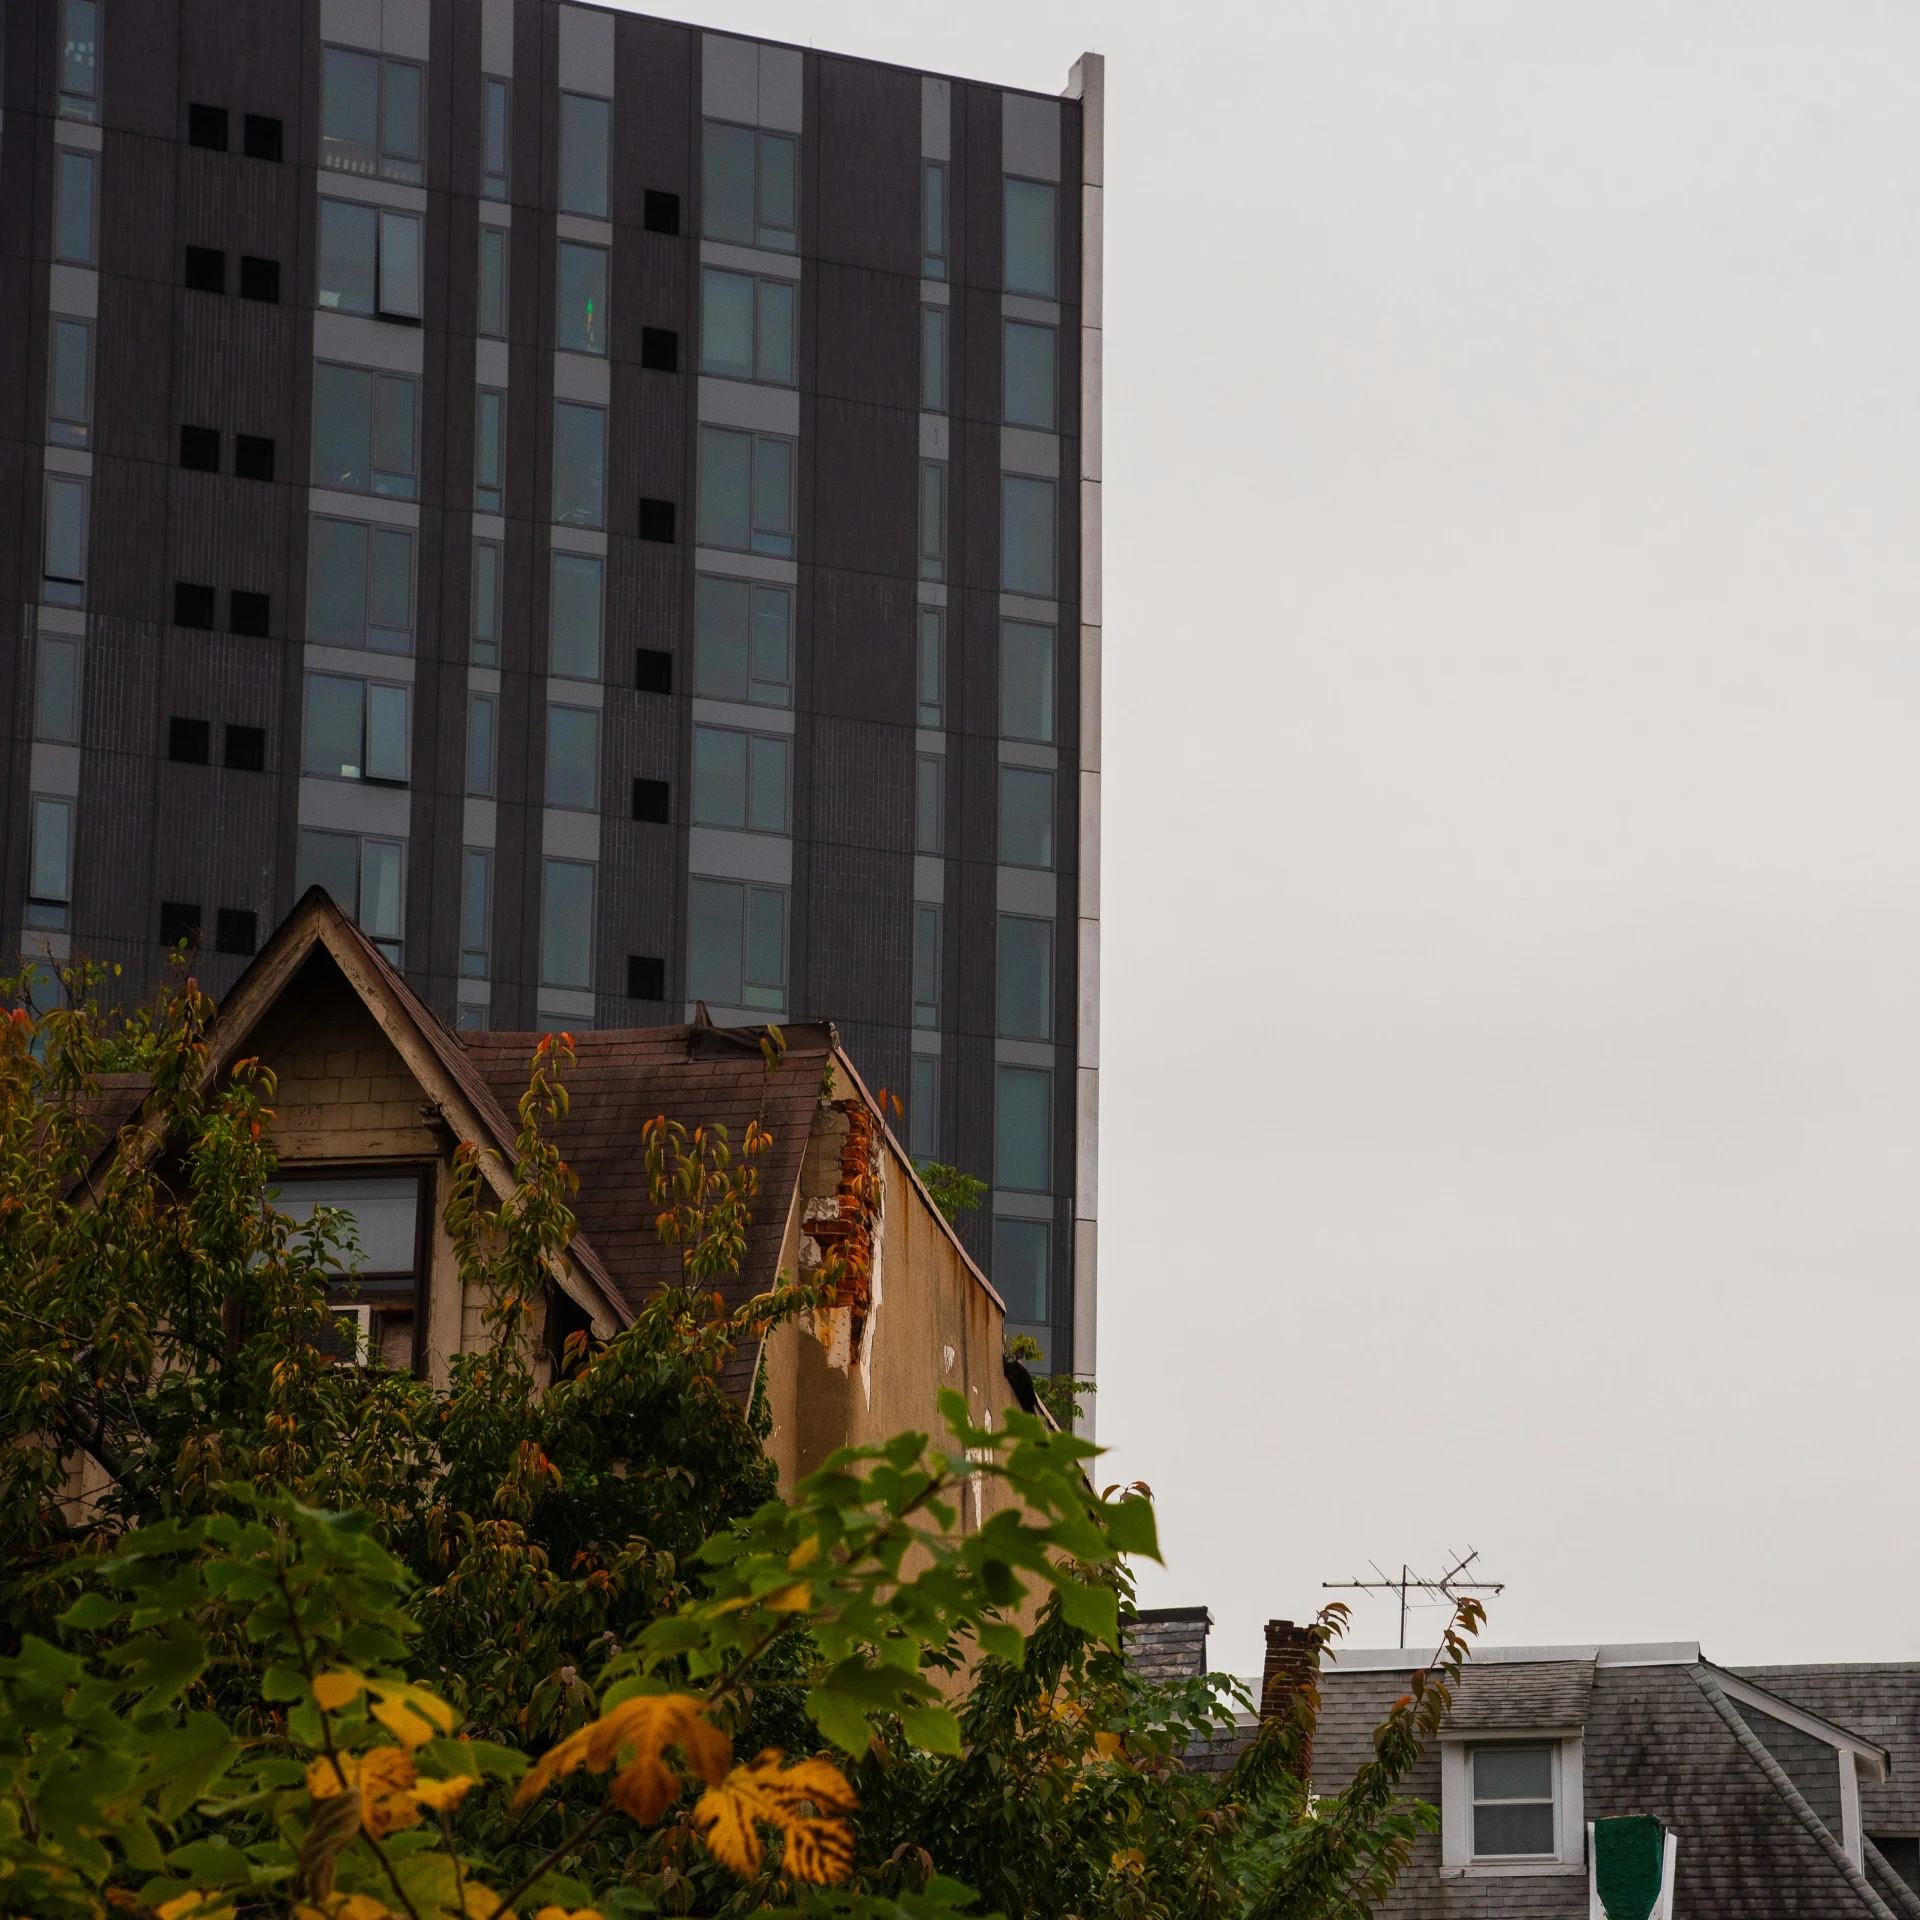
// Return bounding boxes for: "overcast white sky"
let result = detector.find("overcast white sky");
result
[639,0,1920,1676]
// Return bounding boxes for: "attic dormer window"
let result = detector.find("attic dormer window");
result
[273,1169,427,1372]
[1473,1747,1556,1857]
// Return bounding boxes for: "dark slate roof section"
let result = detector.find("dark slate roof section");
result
[1444,1658,1594,1732]
[457,1021,836,1399]
[1310,1656,1895,1919]
[1743,1665,1920,1839]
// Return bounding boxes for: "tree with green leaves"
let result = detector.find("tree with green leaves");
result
[0,967,1480,1920]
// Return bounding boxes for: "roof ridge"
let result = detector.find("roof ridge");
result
[1691,1666,1899,1920]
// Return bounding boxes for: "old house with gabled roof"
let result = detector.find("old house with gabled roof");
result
[95,888,1030,1484]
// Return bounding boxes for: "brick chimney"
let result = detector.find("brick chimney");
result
[1260,1618,1319,1776]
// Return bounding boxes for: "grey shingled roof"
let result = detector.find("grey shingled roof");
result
[1742,1665,1920,1840]
[1311,1652,1908,1919]
[1446,1658,1594,1732]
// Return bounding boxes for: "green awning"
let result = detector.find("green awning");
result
[1594,1815,1666,1920]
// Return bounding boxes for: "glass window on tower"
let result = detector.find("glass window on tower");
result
[702,121,796,251]
[321,48,423,184]
[687,879,786,1013]
[994,1066,1052,1193]
[481,78,510,199]
[909,1055,940,1162]
[540,859,595,990]
[1004,178,1057,297]
[460,849,492,977]
[993,1217,1050,1325]
[59,0,99,120]
[478,227,508,337]
[557,243,608,355]
[921,306,948,412]
[549,554,604,680]
[552,403,606,529]
[47,319,92,448]
[913,904,941,1029]
[1000,620,1055,743]
[559,93,610,218]
[1001,474,1056,599]
[471,543,502,665]
[545,705,600,811]
[474,390,505,511]
[917,609,944,728]
[922,161,947,278]
[996,915,1052,1042]
[1003,321,1056,430]
[694,576,791,707]
[35,636,82,743]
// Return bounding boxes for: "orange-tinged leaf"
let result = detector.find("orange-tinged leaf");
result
[367,1679,456,1748]
[761,1581,812,1613]
[357,1746,423,1838]
[515,1693,730,1816]
[692,1751,856,1885]
[308,1754,356,1800]
[313,1671,365,1712]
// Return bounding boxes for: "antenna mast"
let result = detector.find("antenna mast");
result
[1323,1548,1505,1649]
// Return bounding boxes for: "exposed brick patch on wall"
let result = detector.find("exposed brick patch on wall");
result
[799,1098,883,1366]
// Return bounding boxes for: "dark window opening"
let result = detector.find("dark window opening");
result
[627,954,666,1001]
[631,776,670,823]
[545,1285,595,1376]
[234,434,275,482]
[1873,1839,1920,1897]
[643,190,680,236]
[168,716,211,764]
[179,425,221,472]
[215,907,258,956]
[641,326,679,372]
[184,246,226,294]
[160,901,202,948]
[240,255,280,303]
[243,114,284,163]
[173,582,216,630]
[230,590,270,638]
[188,103,229,151]
[225,723,266,771]
[638,498,675,543]
[635,648,672,694]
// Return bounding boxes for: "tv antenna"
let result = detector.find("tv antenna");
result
[1323,1548,1505,1649]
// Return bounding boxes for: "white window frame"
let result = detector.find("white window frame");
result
[1439,1733,1585,1875]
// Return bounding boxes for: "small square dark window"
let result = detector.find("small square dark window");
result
[179,425,221,472]
[643,190,681,236]
[172,582,216,630]
[641,327,679,373]
[229,590,270,637]
[635,648,672,694]
[638,499,675,544]
[188,103,229,151]
[184,246,226,294]
[224,723,267,771]
[215,908,258,956]
[234,434,275,482]
[627,955,666,1001]
[631,777,670,823]
[239,255,280,303]
[168,715,211,763]
[243,114,284,163]
[160,901,203,949]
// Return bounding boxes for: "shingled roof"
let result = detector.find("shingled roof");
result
[1312,1644,1910,1918]
[456,1019,837,1397]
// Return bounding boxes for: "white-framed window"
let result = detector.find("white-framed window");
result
[1439,1735,1584,1872]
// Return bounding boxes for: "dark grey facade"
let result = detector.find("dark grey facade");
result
[0,0,1103,1382]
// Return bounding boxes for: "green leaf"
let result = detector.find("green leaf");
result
[976,1621,1025,1664]
[1102,1495,1159,1561]
[260,1665,308,1702]
[1054,1578,1119,1647]
[899,1705,963,1755]
[165,1837,259,1887]
[56,1592,120,1632]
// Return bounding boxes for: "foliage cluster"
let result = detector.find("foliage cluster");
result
[0,966,1478,1920]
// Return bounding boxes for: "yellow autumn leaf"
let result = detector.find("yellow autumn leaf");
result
[457,1886,513,1919]
[367,1679,457,1749]
[692,1750,857,1885]
[761,1581,812,1613]
[307,1754,357,1800]
[410,1774,476,1813]
[786,1535,820,1570]
[534,1910,606,1920]
[157,1893,236,1920]
[313,1671,365,1712]
[358,1745,424,1837]
[513,1692,731,1819]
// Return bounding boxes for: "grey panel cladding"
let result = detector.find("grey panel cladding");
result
[805,840,911,1032]
[812,265,916,412]
[807,567,913,727]
[960,84,1003,291]
[809,714,912,854]
[808,397,915,585]
[811,55,917,276]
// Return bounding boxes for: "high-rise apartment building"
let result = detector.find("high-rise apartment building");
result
[0,0,1102,1380]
